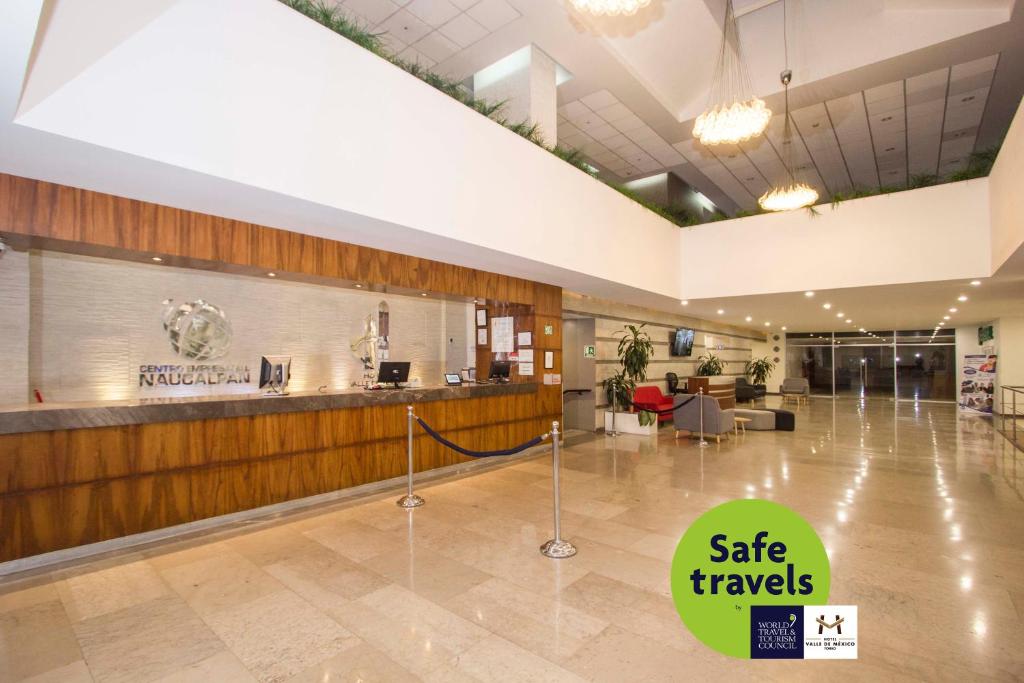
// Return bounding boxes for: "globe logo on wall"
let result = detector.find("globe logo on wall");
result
[161,299,232,361]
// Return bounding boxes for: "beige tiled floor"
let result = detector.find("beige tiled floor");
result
[2,398,1023,681]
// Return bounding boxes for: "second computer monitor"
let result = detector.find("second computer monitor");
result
[488,360,511,382]
[377,361,410,388]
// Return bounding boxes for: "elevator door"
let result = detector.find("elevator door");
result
[561,317,596,431]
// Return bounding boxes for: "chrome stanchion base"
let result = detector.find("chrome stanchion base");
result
[396,494,425,508]
[698,439,710,448]
[540,539,577,559]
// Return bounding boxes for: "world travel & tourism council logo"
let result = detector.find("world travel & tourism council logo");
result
[669,499,857,660]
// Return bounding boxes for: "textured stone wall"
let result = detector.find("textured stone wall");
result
[2,250,474,403]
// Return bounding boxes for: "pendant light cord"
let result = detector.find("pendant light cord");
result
[781,0,794,184]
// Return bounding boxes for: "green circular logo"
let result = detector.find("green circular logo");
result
[670,499,830,658]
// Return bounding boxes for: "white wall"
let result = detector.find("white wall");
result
[750,333,787,393]
[995,317,1024,415]
[13,0,682,301]
[990,96,1024,273]
[679,179,992,299]
[955,320,1024,414]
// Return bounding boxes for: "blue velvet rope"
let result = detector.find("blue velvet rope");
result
[415,417,547,458]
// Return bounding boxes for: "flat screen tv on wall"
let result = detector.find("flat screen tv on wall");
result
[670,328,695,357]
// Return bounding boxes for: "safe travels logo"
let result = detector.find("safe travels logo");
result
[669,499,857,659]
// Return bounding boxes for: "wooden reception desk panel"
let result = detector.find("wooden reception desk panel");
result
[0,173,563,563]
[0,386,556,562]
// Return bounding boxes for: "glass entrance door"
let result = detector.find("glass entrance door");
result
[833,345,895,398]
[785,330,956,402]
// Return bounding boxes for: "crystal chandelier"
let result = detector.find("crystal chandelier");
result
[569,0,652,17]
[758,3,818,212]
[693,0,770,146]
[758,181,818,212]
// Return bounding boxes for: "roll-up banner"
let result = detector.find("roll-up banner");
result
[958,354,997,414]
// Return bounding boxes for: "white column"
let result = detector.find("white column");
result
[473,45,559,146]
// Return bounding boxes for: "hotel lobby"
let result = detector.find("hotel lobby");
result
[1,0,1023,681]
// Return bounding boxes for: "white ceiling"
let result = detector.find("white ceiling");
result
[350,0,1024,214]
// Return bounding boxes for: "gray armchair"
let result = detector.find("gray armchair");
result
[673,394,734,443]
[780,378,810,404]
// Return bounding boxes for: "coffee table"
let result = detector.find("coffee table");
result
[734,416,751,436]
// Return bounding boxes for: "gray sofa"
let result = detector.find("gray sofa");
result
[732,408,776,430]
[673,394,734,443]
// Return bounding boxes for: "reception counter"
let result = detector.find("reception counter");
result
[0,383,536,435]
[0,382,556,564]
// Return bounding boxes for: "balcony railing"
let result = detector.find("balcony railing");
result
[999,386,1024,451]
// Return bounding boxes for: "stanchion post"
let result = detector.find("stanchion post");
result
[540,421,577,559]
[1014,391,1018,446]
[697,387,709,448]
[396,405,425,508]
[609,387,619,437]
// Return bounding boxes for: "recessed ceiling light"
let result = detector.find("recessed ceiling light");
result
[943,315,950,320]
[804,291,815,297]
[949,307,957,313]
[764,322,771,327]
[939,322,945,326]
[681,300,689,306]
[781,326,787,331]
[836,312,844,318]
[823,303,832,310]
[957,295,968,302]
[717,309,725,315]
[745,316,753,322]
[859,328,866,332]
[267,272,276,278]
[845,319,852,324]
[151,256,162,262]
[970,280,981,286]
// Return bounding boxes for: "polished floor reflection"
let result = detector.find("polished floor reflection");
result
[2,398,1023,681]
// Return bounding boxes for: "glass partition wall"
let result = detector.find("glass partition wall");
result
[786,329,956,401]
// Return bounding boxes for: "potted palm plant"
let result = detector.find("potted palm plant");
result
[745,357,775,387]
[695,353,725,377]
[604,324,658,435]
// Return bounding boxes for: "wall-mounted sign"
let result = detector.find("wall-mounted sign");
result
[544,351,554,369]
[543,373,561,385]
[491,316,514,353]
[139,364,250,388]
[161,299,232,360]
[518,331,532,347]
[476,309,487,326]
[583,345,596,358]
[544,324,554,335]
[978,325,994,345]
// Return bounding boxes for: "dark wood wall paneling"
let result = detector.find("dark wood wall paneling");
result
[0,173,563,562]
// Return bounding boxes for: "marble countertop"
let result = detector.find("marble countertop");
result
[0,382,536,435]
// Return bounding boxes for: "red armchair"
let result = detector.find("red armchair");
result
[632,386,674,423]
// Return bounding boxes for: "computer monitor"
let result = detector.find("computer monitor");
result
[259,356,291,395]
[377,361,410,389]
[488,360,511,382]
